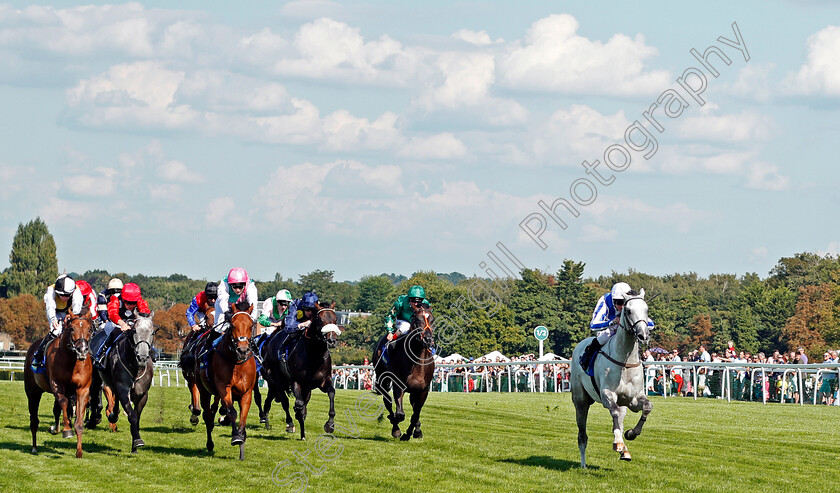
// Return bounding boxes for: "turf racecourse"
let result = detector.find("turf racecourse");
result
[0,381,836,493]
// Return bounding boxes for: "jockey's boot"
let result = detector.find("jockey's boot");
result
[580,339,603,372]
[96,330,119,368]
[32,332,57,369]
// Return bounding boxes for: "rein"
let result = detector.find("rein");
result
[226,311,253,364]
[114,330,151,382]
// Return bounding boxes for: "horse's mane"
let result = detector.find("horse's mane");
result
[233,300,251,312]
[625,289,640,297]
[317,301,331,309]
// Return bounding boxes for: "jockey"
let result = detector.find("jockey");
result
[95,282,150,368]
[74,280,99,324]
[186,282,219,332]
[254,289,293,360]
[276,291,319,360]
[214,267,259,329]
[32,275,83,370]
[97,278,123,324]
[386,285,429,341]
[580,282,653,371]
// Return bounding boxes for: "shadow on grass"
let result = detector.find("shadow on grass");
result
[0,439,120,456]
[142,425,197,434]
[500,455,604,472]
[142,444,212,458]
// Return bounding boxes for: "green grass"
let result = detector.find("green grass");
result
[0,380,837,492]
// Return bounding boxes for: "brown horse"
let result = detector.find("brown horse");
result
[264,302,339,440]
[24,308,94,458]
[196,301,257,460]
[180,304,215,425]
[372,304,435,440]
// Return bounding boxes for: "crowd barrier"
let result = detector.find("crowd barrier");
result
[2,357,839,405]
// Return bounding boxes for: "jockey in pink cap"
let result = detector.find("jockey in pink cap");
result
[214,267,259,331]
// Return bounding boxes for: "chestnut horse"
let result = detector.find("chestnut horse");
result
[264,302,339,440]
[97,313,156,453]
[372,304,435,440]
[180,304,215,425]
[24,308,94,458]
[197,301,257,460]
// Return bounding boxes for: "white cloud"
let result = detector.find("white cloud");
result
[728,63,775,102]
[149,183,182,199]
[579,224,618,242]
[498,14,670,96]
[66,167,118,196]
[821,242,840,256]
[398,133,468,160]
[750,246,769,260]
[157,160,204,183]
[676,111,772,143]
[0,165,34,199]
[744,162,789,191]
[322,110,400,151]
[533,105,629,163]
[452,29,502,46]
[588,197,714,233]
[39,197,92,224]
[783,25,840,96]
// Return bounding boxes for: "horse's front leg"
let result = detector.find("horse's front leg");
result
[115,384,143,453]
[601,389,631,460]
[252,384,266,424]
[390,386,405,439]
[73,386,90,458]
[188,377,202,426]
[234,391,252,460]
[277,388,295,433]
[322,380,336,434]
[292,382,311,440]
[625,394,653,441]
[52,384,75,439]
[199,390,215,454]
[104,384,119,432]
[402,388,429,441]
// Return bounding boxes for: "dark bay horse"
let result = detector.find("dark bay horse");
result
[197,302,257,460]
[372,304,435,440]
[24,308,94,458]
[180,304,214,425]
[571,293,652,467]
[96,313,156,453]
[264,302,339,440]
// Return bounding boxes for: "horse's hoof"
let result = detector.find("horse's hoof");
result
[190,414,199,426]
[62,429,74,439]
[299,436,306,441]
[108,413,119,424]
[324,423,334,434]
[286,425,295,433]
[76,450,83,459]
[613,442,626,452]
[399,434,410,441]
[624,430,637,441]
[231,436,244,446]
[392,429,402,439]
[413,429,423,439]
[259,414,267,424]
[133,438,145,448]
[218,417,231,426]
[620,451,632,461]
[48,426,59,435]
[31,447,38,454]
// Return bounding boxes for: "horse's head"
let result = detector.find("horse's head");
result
[312,301,340,349]
[229,301,254,363]
[204,304,215,328]
[64,307,94,361]
[411,304,435,349]
[620,291,650,345]
[132,312,155,366]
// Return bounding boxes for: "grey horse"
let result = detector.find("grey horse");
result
[570,292,652,468]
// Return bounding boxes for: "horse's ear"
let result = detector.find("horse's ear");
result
[639,288,646,299]
[248,303,254,314]
[330,301,336,309]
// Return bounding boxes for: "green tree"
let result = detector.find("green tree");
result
[4,217,58,297]
[508,269,563,355]
[553,260,599,357]
[355,275,394,312]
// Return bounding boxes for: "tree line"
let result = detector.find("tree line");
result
[1,218,839,363]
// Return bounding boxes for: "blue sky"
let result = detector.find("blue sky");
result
[0,1,838,283]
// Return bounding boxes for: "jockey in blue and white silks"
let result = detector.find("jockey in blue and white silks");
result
[580,282,653,371]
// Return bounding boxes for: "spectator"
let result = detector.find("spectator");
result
[796,347,808,365]
[818,351,837,405]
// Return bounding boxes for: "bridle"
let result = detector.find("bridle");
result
[64,316,91,361]
[228,311,253,364]
[619,297,649,344]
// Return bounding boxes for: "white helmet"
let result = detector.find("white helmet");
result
[275,289,293,302]
[611,282,631,301]
[108,278,124,291]
[54,275,76,296]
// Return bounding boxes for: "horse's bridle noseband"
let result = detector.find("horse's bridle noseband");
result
[229,311,253,363]
[620,297,648,343]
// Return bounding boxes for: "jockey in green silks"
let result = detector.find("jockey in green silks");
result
[385,285,429,342]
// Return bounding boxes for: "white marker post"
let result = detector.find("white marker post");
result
[534,325,548,393]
